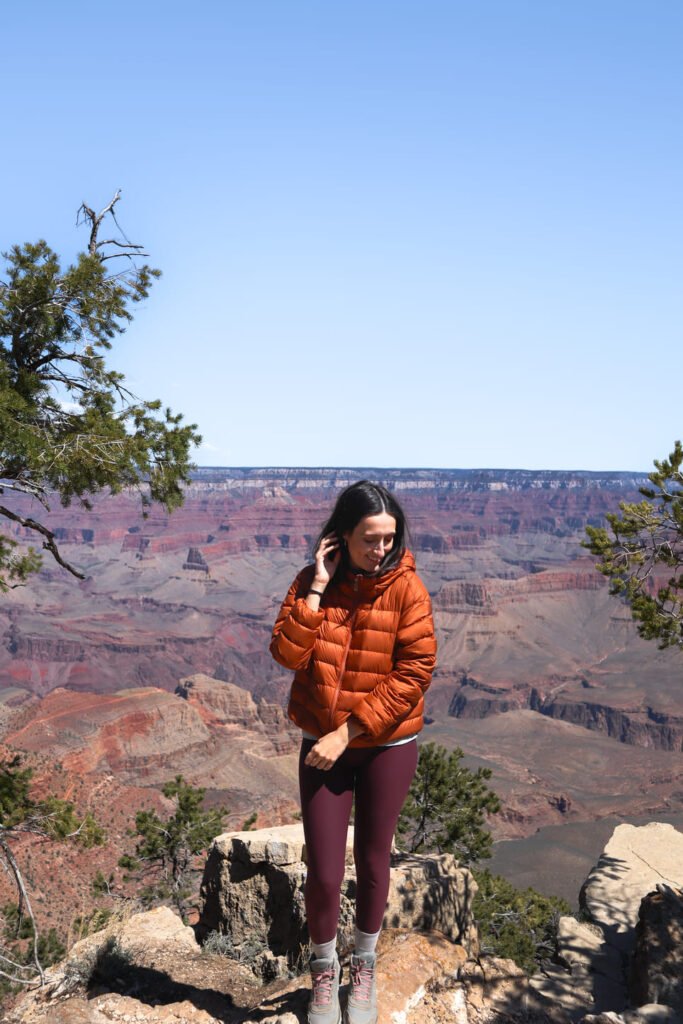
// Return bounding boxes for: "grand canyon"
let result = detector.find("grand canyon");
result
[1,467,682,924]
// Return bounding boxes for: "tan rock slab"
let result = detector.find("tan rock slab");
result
[581,823,683,952]
[371,931,467,1024]
[116,905,199,955]
[459,956,553,1019]
[7,998,111,1024]
[215,822,356,867]
[552,915,626,1015]
[557,917,607,969]
[531,963,594,1016]
[92,993,218,1022]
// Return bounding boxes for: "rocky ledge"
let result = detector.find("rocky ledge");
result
[196,823,478,977]
[7,823,683,1024]
[531,822,683,1021]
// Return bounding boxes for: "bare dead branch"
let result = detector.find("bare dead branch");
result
[100,251,149,263]
[75,190,146,263]
[0,836,45,984]
[95,239,147,252]
[0,505,85,580]
[0,478,49,503]
[77,190,122,255]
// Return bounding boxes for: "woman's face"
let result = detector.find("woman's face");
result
[344,512,397,573]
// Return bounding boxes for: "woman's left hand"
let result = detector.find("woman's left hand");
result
[304,727,349,771]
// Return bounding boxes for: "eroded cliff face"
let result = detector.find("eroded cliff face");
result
[3,676,300,816]
[176,672,298,755]
[448,678,683,752]
[0,470,652,702]
[3,467,683,861]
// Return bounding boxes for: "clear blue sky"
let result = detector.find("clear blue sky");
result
[3,1,682,471]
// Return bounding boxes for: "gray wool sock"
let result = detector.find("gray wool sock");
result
[311,937,336,961]
[354,926,380,955]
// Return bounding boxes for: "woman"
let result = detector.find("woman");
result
[270,480,436,1024]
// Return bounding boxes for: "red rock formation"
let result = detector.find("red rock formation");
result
[183,547,209,572]
[3,466,683,861]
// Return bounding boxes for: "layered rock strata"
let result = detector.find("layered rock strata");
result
[449,679,683,752]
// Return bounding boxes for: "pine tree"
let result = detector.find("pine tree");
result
[396,741,501,863]
[119,776,227,918]
[584,440,683,648]
[0,191,201,590]
[473,869,571,973]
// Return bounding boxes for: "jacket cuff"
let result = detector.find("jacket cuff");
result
[351,697,385,740]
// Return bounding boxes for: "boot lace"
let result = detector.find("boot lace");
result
[311,963,336,1006]
[350,958,374,1003]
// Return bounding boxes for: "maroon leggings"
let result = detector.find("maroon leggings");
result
[299,737,418,942]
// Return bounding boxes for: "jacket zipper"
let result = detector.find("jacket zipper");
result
[328,599,358,730]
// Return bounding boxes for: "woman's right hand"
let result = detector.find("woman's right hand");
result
[313,532,341,588]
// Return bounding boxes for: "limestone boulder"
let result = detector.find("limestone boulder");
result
[198,823,477,978]
[541,823,683,1022]
[532,915,625,1018]
[580,823,683,953]
[580,1007,681,1023]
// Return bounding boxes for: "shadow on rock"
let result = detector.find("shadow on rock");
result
[238,984,309,1023]
[88,959,237,1023]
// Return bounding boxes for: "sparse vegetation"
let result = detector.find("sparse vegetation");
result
[69,908,113,945]
[0,756,105,988]
[473,869,571,974]
[201,929,236,957]
[0,900,67,998]
[120,775,227,919]
[56,935,133,997]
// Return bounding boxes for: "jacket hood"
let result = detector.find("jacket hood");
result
[336,548,416,599]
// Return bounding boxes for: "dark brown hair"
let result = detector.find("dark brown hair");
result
[312,479,409,575]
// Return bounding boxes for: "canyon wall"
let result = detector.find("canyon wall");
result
[2,466,682,855]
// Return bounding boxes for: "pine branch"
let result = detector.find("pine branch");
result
[0,504,85,579]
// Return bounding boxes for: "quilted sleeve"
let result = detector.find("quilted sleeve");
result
[352,577,436,740]
[270,567,325,671]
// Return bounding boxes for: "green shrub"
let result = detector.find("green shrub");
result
[397,741,501,863]
[473,869,571,974]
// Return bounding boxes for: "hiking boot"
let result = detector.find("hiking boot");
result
[308,953,341,1024]
[344,952,377,1024]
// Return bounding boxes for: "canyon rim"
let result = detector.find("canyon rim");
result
[1,466,682,922]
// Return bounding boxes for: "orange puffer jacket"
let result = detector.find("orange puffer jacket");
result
[270,550,436,747]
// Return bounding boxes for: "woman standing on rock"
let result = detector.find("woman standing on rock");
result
[270,480,436,1024]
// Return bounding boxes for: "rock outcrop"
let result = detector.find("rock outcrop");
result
[580,823,683,950]
[5,906,256,1024]
[4,914,501,1024]
[529,823,683,1022]
[197,824,478,978]
[7,822,683,1024]
[183,547,210,572]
